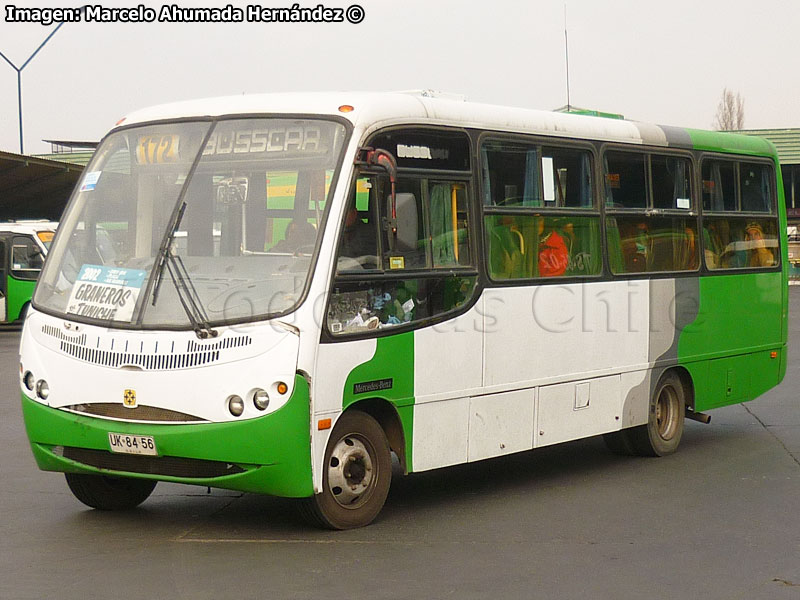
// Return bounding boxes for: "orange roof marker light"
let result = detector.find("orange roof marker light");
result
[115,117,126,126]
[338,105,355,113]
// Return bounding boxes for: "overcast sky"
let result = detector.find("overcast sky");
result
[0,0,797,154]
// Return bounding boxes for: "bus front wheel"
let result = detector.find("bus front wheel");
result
[65,473,157,510]
[301,410,392,529]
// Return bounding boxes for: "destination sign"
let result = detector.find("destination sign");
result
[66,265,146,322]
[369,128,471,171]
[132,120,344,166]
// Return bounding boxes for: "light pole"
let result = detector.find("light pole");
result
[0,13,80,154]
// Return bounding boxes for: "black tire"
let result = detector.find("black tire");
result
[602,430,637,455]
[65,473,157,510]
[299,410,392,529]
[626,371,686,457]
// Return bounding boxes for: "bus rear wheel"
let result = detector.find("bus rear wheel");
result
[604,372,686,457]
[628,371,686,457]
[300,410,392,529]
[65,473,157,510]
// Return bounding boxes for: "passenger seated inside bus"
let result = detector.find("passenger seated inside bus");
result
[537,217,569,277]
[271,219,316,254]
[704,219,776,269]
[745,221,775,267]
[620,221,651,272]
[341,207,378,264]
[488,215,576,278]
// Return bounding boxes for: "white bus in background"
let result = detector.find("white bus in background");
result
[0,220,56,323]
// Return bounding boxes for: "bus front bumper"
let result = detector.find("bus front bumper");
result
[21,374,313,498]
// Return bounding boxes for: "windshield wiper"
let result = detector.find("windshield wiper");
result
[165,251,218,339]
[151,201,186,307]
[150,201,218,339]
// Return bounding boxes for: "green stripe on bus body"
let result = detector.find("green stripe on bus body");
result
[687,129,776,156]
[21,374,314,497]
[677,272,786,411]
[7,276,36,322]
[342,331,415,469]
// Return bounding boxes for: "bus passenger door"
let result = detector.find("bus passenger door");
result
[318,174,481,479]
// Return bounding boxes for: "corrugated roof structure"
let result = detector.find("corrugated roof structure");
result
[33,151,94,167]
[0,151,83,220]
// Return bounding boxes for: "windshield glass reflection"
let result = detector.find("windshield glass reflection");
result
[34,118,347,328]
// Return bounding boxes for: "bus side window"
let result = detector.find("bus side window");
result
[604,151,647,209]
[337,177,379,271]
[11,236,44,278]
[329,174,477,335]
[704,217,778,270]
[430,182,470,267]
[740,163,773,213]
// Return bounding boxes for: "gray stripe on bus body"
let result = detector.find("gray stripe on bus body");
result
[658,125,694,149]
[620,277,700,427]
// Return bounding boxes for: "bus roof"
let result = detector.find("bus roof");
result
[0,222,57,236]
[117,91,776,157]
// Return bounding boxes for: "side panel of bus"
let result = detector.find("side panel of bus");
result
[314,126,787,480]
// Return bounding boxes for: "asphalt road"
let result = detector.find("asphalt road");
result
[2,292,799,600]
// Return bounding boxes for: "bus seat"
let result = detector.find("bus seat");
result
[488,222,525,279]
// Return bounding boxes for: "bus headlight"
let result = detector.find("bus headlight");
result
[252,389,269,411]
[36,379,50,400]
[227,395,244,417]
[23,371,35,391]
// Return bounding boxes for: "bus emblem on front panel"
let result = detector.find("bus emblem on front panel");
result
[123,389,137,408]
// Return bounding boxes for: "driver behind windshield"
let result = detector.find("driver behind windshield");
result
[271,219,317,253]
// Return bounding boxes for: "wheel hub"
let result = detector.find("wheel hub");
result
[656,386,679,440]
[327,435,374,507]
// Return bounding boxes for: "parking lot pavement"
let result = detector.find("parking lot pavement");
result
[1,291,799,600]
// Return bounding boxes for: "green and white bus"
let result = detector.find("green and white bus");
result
[0,221,56,324]
[20,92,787,528]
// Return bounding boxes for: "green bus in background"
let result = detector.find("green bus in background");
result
[0,221,55,324]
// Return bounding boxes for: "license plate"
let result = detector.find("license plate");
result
[108,433,158,456]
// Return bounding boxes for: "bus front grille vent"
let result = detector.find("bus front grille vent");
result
[61,447,246,478]
[42,326,253,371]
[187,336,252,352]
[41,325,87,346]
[64,403,205,422]
[59,341,222,370]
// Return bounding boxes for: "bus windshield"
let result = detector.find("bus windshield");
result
[34,118,347,328]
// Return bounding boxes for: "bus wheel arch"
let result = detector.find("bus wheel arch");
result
[345,398,407,473]
[605,367,690,457]
[672,366,695,411]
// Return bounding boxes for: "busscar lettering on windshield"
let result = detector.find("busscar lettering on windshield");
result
[202,126,324,156]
